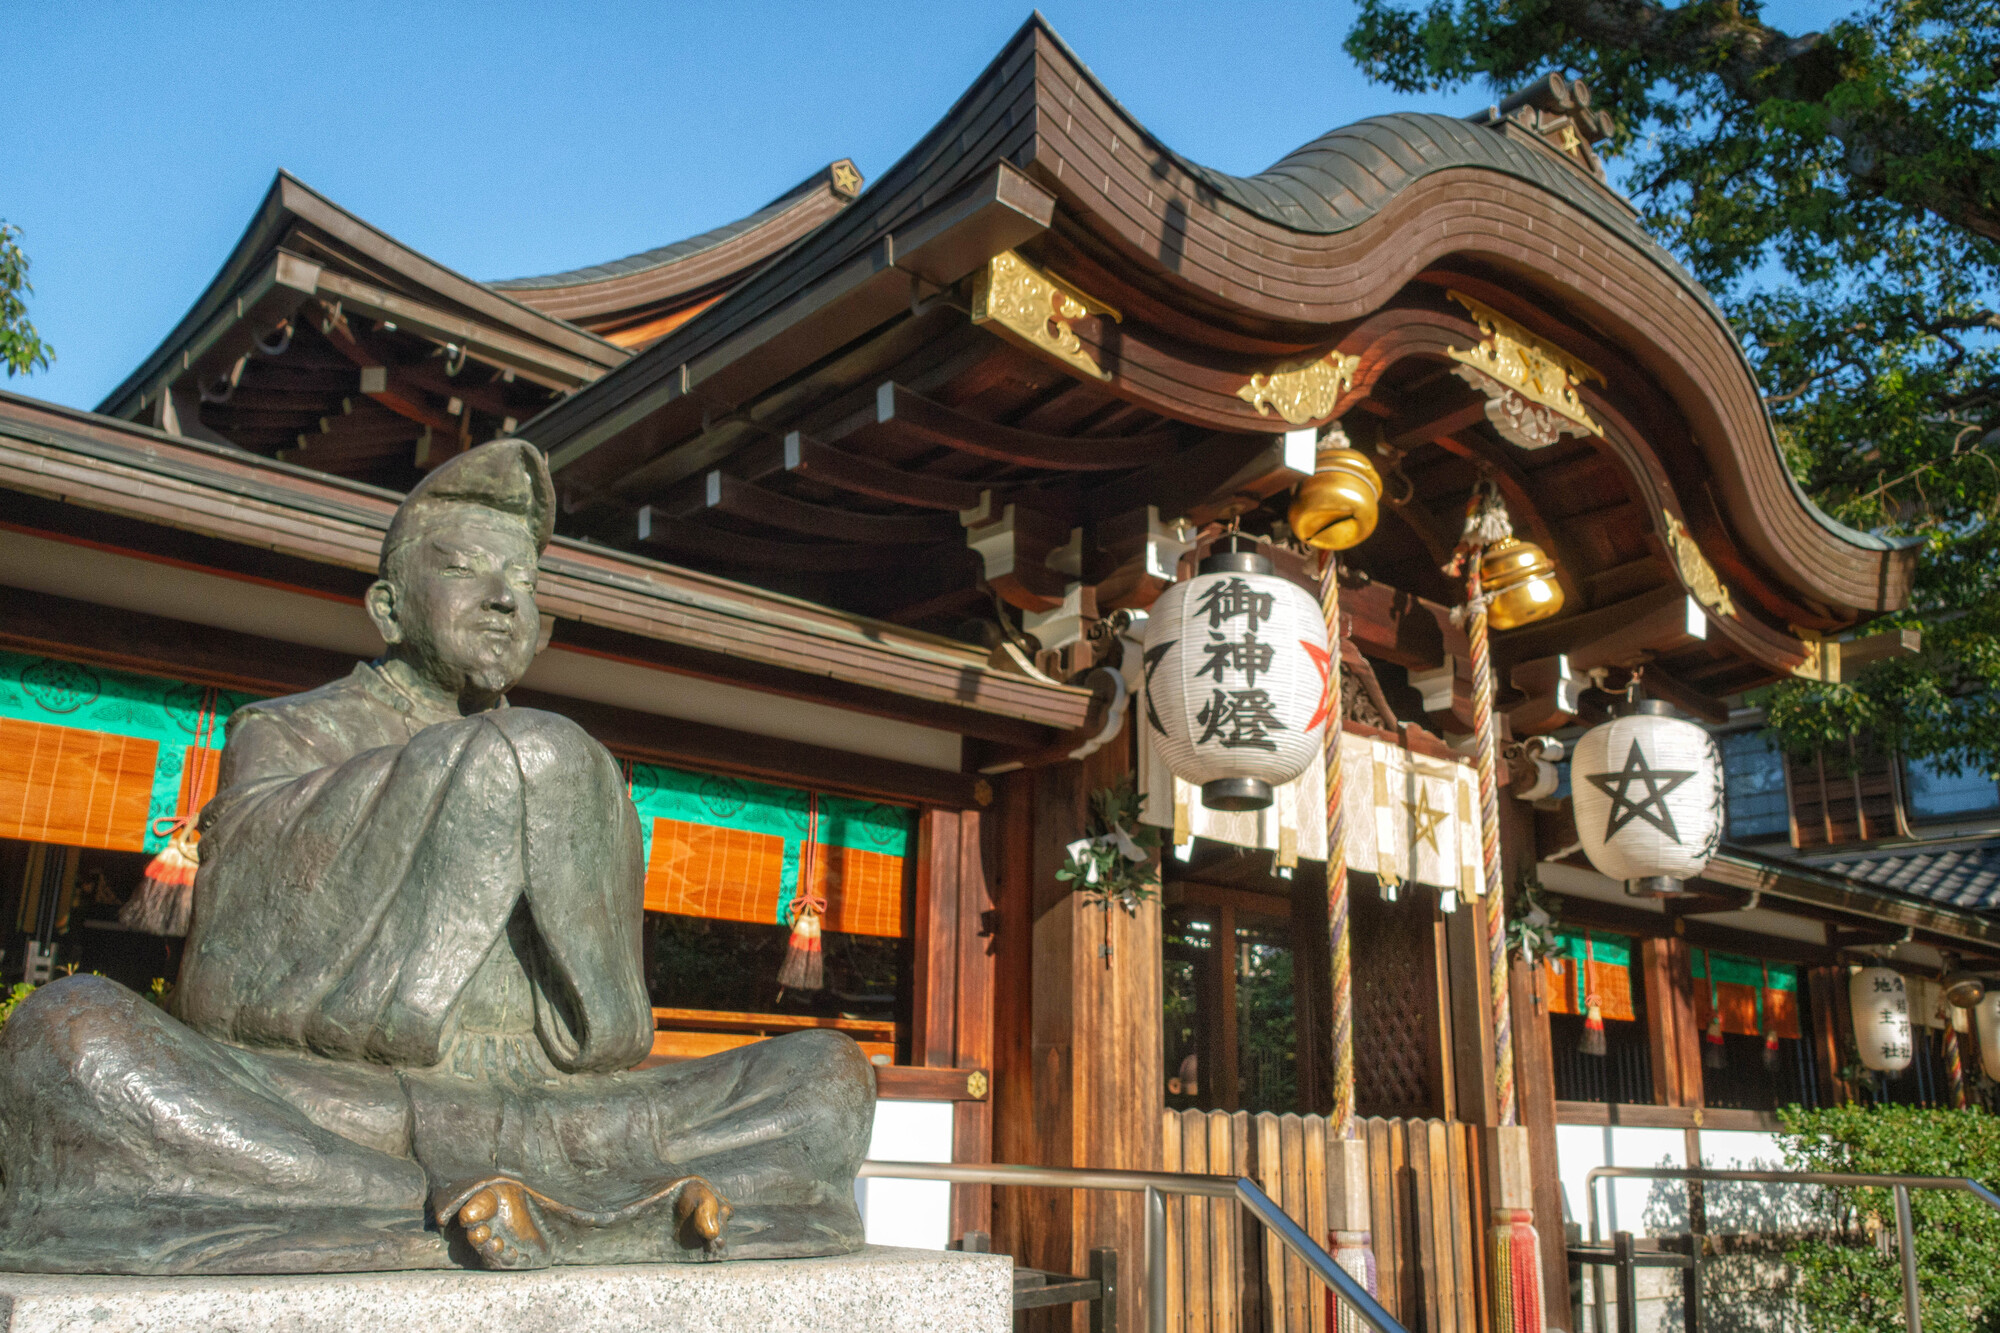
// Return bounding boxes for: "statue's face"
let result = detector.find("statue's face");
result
[373,511,540,703]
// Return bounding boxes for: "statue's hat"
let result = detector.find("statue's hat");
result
[381,439,555,574]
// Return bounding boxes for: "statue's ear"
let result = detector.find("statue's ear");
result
[365,580,403,646]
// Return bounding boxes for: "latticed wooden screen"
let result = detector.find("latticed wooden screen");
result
[629,763,914,937]
[1350,881,1440,1118]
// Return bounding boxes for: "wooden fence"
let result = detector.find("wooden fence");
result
[1160,1110,1488,1333]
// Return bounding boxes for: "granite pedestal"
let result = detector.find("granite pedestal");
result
[0,1246,1010,1333]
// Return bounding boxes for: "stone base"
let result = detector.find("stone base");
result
[0,1246,1010,1333]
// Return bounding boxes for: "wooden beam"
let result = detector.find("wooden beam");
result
[1380,398,1490,457]
[875,1066,992,1101]
[314,267,604,390]
[875,381,1177,471]
[1491,584,1691,673]
[1637,663,1730,725]
[635,505,925,571]
[777,430,985,511]
[692,469,959,545]
[311,303,466,436]
[1084,431,1301,526]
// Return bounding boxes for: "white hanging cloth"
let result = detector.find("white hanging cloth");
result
[1138,723,1479,896]
[1138,720,1326,865]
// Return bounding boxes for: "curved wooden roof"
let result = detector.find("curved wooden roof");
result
[491,161,863,348]
[522,15,1914,697]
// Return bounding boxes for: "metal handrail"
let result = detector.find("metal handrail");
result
[1582,1164,2000,1333]
[860,1159,1410,1333]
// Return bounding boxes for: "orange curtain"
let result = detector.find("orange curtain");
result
[643,818,906,937]
[0,718,158,851]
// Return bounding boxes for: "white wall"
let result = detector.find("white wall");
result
[856,1099,956,1250]
[1555,1124,1691,1240]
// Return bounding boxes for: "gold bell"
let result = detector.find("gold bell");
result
[1481,537,1565,629]
[1288,446,1382,551]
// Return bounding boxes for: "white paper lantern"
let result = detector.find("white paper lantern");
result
[1570,701,1724,895]
[1976,991,2000,1082]
[1849,965,1914,1074]
[1142,547,1329,811]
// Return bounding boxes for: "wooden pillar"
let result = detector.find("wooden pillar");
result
[1446,896,1500,1127]
[1807,965,1854,1107]
[990,719,1163,1331]
[1641,936,1703,1108]
[1501,778,1567,1310]
[913,805,1001,1240]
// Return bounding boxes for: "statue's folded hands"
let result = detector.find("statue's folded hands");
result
[0,442,874,1276]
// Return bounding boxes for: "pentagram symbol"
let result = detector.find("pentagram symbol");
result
[1586,740,1695,843]
[1406,784,1448,854]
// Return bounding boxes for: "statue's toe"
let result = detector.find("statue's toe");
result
[456,1182,551,1271]
[675,1177,732,1253]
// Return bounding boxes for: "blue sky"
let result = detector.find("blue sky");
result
[5,1,1852,410]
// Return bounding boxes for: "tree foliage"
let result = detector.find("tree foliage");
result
[1344,0,2000,771]
[0,221,52,378]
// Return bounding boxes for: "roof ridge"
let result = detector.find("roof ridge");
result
[489,159,862,293]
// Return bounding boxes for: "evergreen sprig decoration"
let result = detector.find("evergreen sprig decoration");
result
[1057,778,1162,915]
[1506,870,1562,964]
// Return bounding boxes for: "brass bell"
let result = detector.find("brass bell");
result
[1288,446,1382,551]
[1481,537,1564,629]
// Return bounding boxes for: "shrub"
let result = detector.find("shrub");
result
[1780,1104,2000,1332]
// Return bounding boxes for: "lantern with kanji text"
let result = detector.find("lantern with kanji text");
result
[1141,544,1330,812]
[1975,989,2000,1082]
[1849,965,1915,1075]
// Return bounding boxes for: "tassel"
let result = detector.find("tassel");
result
[1326,1229,1379,1333]
[777,793,826,993]
[1705,1012,1728,1069]
[1760,961,1782,1070]
[1581,995,1607,1057]
[1579,932,1606,1056]
[123,687,220,939]
[121,816,198,937]
[1701,947,1728,1069]
[1488,1209,1546,1333]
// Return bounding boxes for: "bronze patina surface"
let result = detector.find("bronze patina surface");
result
[0,441,873,1275]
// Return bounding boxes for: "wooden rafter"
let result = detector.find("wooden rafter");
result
[635,505,924,571]
[745,431,986,512]
[873,382,1177,472]
[687,470,959,546]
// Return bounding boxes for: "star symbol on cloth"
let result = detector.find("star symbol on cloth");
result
[1406,784,1448,854]
[1586,739,1695,844]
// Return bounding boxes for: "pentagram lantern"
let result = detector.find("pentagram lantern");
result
[1849,965,1914,1075]
[1143,543,1330,812]
[1571,700,1724,897]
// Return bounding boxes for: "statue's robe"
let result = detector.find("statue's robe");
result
[0,664,873,1275]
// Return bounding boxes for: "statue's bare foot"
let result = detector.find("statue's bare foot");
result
[458,1180,551,1270]
[675,1176,733,1253]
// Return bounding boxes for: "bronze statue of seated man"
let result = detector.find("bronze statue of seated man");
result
[0,441,874,1275]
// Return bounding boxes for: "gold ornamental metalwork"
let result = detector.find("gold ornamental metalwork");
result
[1236,351,1361,426]
[829,160,864,198]
[970,251,1121,382]
[1662,511,1737,618]
[966,1070,989,1099]
[1445,291,1604,449]
[1791,627,1830,682]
